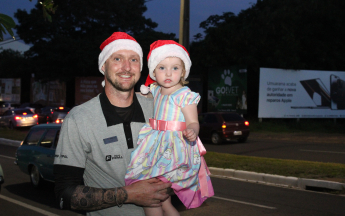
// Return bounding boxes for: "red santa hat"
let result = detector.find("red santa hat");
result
[98,32,143,75]
[140,40,191,94]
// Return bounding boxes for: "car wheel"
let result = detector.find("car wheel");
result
[238,137,248,143]
[30,165,43,188]
[211,132,222,144]
[8,121,14,130]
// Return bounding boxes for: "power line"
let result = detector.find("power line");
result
[0,37,24,46]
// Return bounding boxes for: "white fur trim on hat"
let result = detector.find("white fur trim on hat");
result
[98,39,143,74]
[148,44,191,81]
[140,84,150,95]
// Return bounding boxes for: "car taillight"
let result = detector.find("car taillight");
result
[15,116,22,120]
[23,112,27,115]
[245,121,249,126]
[59,106,64,110]
[33,114,38,118]
[222,124,226,129]
[51,111,54,114]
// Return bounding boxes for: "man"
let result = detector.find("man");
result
[54,32,171,216]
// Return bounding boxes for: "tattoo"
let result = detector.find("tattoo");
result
[116,187,128,205]
[71,186,127,211]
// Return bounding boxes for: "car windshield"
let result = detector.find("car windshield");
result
[54,107,70,113]
[222,113,244,121]
[14,109,34,115]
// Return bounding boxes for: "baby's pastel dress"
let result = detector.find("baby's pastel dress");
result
[125,84,214,209]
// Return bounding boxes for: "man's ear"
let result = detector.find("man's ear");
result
[101,64,105,73]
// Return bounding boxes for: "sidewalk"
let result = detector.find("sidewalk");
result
[209,167,345,192]
[2,137,344,192]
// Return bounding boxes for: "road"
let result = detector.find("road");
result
[202,133,345,164]
[1,141,345,215]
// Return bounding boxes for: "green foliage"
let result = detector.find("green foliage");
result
[0,49,30,78]
[0,0,57,41]
[14,0,175,82]
[36,0,58,22]
[0,13,16,40]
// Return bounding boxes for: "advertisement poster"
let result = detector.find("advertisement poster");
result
[0,78,21,103]
[258,68,345,118]
[75,77,104,105]
[207,66,247,114]
[31,80,66,106]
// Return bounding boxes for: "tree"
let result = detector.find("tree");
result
[14,0,175,82]
[0,14,16,41]
[0,0,56,41]
[0,49,32,102]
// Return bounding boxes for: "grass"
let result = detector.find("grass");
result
[204,152,345,182]
[0,127,28,141]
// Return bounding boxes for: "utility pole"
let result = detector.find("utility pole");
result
[179,0,190,51]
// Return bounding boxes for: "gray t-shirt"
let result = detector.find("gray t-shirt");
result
[54,92,153,216]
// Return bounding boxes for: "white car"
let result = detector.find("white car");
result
[0,108,38,129]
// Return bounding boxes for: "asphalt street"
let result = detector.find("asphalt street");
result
[1,136,345,215]
[202,135,345,164]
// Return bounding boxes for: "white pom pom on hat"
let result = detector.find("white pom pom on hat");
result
[98,32,143,75]
[140,75,155,94]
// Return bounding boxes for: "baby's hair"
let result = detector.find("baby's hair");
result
[179,59,189,86]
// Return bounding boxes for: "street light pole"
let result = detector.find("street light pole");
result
[179,0,190,51]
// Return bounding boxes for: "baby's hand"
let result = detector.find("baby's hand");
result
[183,129,197,142]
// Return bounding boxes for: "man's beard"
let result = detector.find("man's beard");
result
[105,71,136,92]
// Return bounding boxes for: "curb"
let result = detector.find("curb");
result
[1,139,345,192]
[0,138,21,147]
[209,167,345,191]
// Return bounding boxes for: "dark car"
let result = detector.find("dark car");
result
[0,101,20,115]
[20,103,44,114]
[0,108,38,129]
[37,106,70,124]
[50,106,70,124]
[198,112,250,144]
[15,124,61,188]
[37,106,56,124]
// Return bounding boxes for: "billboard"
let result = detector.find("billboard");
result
[258,68,345,118]
[207,66,247,114]
[75,77,104,105]
[31,80,66,106]
[0,78,21,103]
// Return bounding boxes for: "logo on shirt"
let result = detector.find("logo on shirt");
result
[105,155,123,161]
[55,154,68,159]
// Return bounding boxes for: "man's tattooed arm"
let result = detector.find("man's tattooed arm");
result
[70,185,128,211]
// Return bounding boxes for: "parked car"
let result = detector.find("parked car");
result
[0,101,20,115]
[0,164,4,193]
[198,112,250,144]
[50,106,70,123]
[37,106,70,124]
[15,124,61,188]
[19,103,44,114]
[0,108,38,129]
